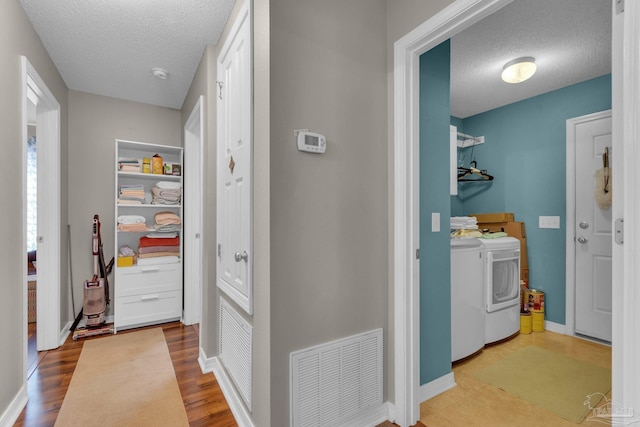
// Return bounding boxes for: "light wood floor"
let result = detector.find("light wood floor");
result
[15,322,237,426]
[420,330,612,427]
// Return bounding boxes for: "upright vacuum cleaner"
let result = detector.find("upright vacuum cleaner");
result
[71,214,115,339]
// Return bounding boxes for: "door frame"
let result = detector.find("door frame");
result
[184,96,204,326]
[565,109,612,340]
[392,1,512,423]
[392,1,636,425]
[21,56,62,356]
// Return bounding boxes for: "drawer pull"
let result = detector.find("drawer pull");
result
[140,295,160,301]
[141,268,161,273]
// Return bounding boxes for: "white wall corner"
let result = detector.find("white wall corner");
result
[211,357,255,427]
[0,384,28,427]
[419,372,456,403]
[198,346,216,374]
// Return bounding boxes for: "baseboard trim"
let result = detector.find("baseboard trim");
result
[198,347,215,374]
[419,372,456,403]
[342,401,395,427]
[0,384,28,427]
[211,356,255,427]
[59,320,72,346]
[544,320,566,335]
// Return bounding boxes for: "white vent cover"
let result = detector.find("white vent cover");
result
[290,329,383,427]
[220,297,253,410]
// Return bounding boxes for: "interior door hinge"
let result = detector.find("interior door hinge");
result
[615,218,624,245]
[218,243,222,257]
[416,249,420,260]
[616,0,624,14]
[216,80,224,99]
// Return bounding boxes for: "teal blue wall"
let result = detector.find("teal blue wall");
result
[419,40,452,384]
[456,75,612,324]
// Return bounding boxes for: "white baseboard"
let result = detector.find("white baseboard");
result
[59,320,72,345]
[0,384,28,427]
[544,320,567,334]
[342,401,395,427]
[210,356,255,427]
[419,372,456,403]
[198,347,215,374]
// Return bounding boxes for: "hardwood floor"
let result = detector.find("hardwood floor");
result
[17,321,421,427]
[15,322,237,427]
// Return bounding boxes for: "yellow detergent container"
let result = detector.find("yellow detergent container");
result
[532,311,545,332]
[520,312,532,334]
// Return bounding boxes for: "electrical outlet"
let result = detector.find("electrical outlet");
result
[539,216,560,229]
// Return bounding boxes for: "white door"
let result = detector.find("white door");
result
[574,112,612,342]
[183,96,204,325]
[216,4,253,315]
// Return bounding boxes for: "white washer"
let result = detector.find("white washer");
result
[481,237,521,344]
[450,238,484,362]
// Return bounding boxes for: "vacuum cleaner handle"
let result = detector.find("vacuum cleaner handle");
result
[92,215,99,276]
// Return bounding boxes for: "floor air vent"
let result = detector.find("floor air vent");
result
[290,329,383,427]
[220,297,253,410]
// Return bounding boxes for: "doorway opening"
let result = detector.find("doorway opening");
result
[22,57,62,386]
[393,0,624,425]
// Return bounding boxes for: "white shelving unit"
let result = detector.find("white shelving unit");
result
[114,139,184,331]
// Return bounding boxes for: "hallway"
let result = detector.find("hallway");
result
[15,323,237,426]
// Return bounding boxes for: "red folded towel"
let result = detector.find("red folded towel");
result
[139,236,180,248]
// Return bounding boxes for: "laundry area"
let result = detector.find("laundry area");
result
[450,212,537,363]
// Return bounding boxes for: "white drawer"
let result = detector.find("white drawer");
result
[115,290,182,329]
[115,264,181,297]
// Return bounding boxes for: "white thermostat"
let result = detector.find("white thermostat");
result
[297,131,326,153]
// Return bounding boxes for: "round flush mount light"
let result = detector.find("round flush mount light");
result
[151,67,169,80]
[501,57,536,84]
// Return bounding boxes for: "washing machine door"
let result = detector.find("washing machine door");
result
[486,248,520,312]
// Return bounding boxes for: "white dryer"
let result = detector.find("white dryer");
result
[450,238,484,362]
[481,237,521,344]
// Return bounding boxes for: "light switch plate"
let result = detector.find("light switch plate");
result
[432,212,440,232]
[539,216,560,229]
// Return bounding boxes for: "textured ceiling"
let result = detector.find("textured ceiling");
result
[451,0,611,118]
[19,0,236,109]
[19,0,610,114]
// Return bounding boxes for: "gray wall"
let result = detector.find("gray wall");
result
[0,0,68,416]
[269,1,388,425]
[68,91,182,314]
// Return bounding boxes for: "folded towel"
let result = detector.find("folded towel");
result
[479,231,508,239]
[155,181,182,190]
[154,211,181,225]
[139,236,180,248]
[117,215,147,224]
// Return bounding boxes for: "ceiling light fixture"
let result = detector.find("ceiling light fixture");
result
[501,57,536,84]
[151,67,169,80]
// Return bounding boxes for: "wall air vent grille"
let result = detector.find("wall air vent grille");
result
[290,329,383,427]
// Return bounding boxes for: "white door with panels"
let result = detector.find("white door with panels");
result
[574,112,612,342]
[216,3,253,315]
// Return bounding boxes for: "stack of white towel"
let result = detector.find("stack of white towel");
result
[450,216,478,230]
[151,181,182,205]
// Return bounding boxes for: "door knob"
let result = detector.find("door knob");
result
[577,236,588,244]
[579,221,589,229]
[234,251,248,262]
